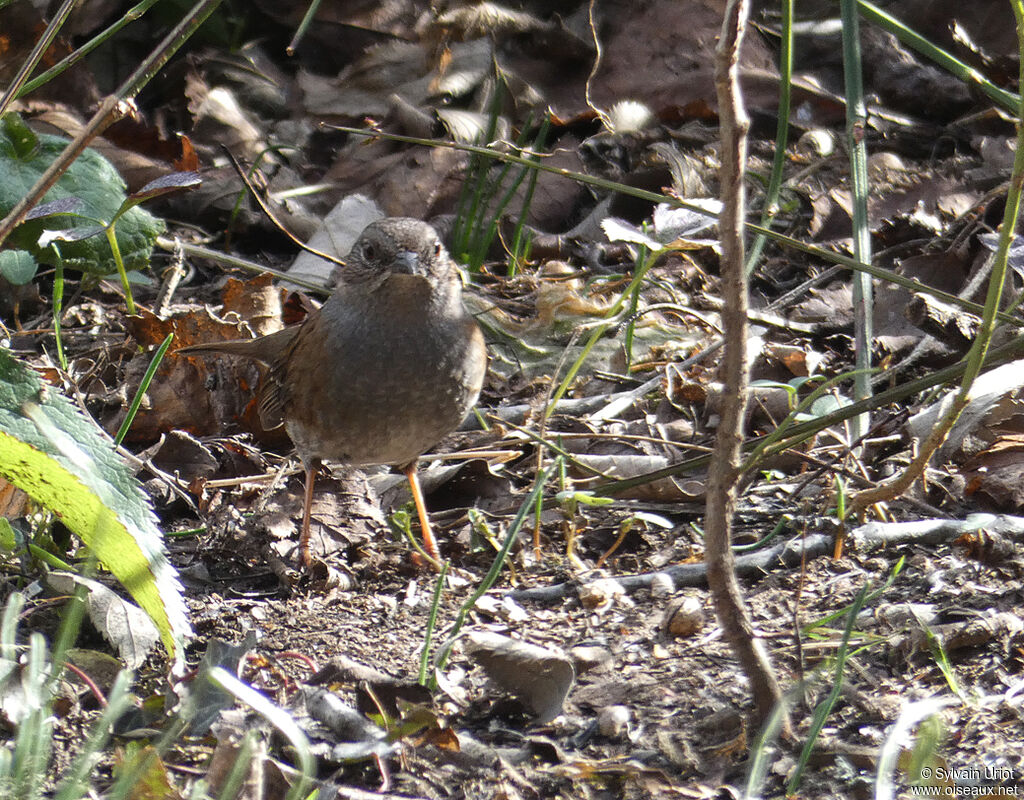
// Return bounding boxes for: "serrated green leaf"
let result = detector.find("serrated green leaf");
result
[0,348,190,664]
[0,114,164,276]
[0,250,38,284]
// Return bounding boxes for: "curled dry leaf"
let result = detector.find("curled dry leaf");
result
[0,477,28,517]
[119,275,289,443]
[205,710,269,799]
[288,195,383,286]
[183,632,258,736]
[464,631,575,724]
[46,573,160,670]
[146,430,219,486]
[302,687,396,762]
[907,359,1024,463]
[961,435,1024,512]
[955,528,1020,565]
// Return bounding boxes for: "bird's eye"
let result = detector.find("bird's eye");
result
[362,241,377,261]
[433,241,443,258]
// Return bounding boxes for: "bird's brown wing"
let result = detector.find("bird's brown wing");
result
[257,362,288,430]
[177,326,302,430]
[256,317,314,430]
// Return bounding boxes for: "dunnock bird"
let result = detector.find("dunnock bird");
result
[179,217,487,567]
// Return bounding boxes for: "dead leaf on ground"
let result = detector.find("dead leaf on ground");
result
[962,434,1024,511]
[115,275,289,443]
[463,630,575,724]
[45,573,160,670]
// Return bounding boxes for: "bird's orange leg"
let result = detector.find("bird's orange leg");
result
[299,460,320,567]
[403,462,442,570]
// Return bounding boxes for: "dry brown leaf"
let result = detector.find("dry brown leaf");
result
[0,478,29,518]
[962,433,1024,511]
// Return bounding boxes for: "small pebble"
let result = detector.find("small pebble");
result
[650,572,675,598]
[579,578,629,612]
[597,705,632,738]
[570,645,614,674]
[662,596,703,638]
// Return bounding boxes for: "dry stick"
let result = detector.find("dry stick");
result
[707,0,788,730]
[222,147,345,268]
[508,515,1022,602]
[0,0,81,118]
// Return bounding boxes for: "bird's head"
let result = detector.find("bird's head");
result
[344,218,459,295]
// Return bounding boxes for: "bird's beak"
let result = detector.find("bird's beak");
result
[392,250,423,275]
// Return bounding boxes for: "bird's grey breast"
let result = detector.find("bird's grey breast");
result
[286,286,482,466]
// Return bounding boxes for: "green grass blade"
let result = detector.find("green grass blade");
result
[858,0,1020,113]
[116,332,174,445]
[745,0,793,276]
[787,581,872,793]
[841,0,873,442]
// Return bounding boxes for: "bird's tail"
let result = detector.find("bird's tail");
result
[177,339,265,360]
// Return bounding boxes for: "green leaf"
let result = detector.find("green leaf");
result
[554,490,615,507]
[794,393,852,421]
[750,379,798,396]
[0,113,165,276]
[119,171,202,211]
[0,518,16,551]
[0,249,38,284]
[0,348,191,664]
[1,112,39,160]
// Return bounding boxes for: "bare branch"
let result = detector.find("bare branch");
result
[706,0,789,730]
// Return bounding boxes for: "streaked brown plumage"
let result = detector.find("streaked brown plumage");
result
[179,217,487,567]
